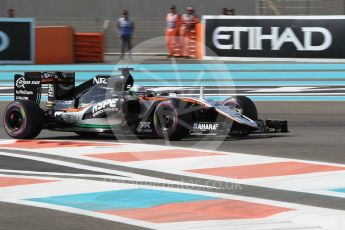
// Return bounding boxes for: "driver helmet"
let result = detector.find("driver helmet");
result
[129,85,146,93]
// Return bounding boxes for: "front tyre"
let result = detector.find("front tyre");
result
[223,96,258,138]
[223,96,258,120]
[153,100,191,140]
[3,100,43,139]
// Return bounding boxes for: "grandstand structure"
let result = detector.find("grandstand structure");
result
[1,0,343,53]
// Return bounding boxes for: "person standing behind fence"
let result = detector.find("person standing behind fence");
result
[165,5,180,58]
[6,9,15,18]
[222,8,229,15]
[180,6,199,58]
[228,8,236,15]
[117,10,134,59]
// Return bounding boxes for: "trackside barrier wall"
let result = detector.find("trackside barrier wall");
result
[74,33,104,63]
[196,23,203,59]
[202,15,345,61]
[187,26,198,58]
[35,26,74,64]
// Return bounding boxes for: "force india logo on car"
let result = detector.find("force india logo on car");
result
[15,77,40,89]
[193,123,220,131]
[92,99,118,117]
[137,121,152,133]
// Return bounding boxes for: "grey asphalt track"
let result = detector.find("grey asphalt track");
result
[0,101,345,229]
[0,155,124,176]
[0,201,150,230]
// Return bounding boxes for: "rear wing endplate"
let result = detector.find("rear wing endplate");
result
[14,72,75,104]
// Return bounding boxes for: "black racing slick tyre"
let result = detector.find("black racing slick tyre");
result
[223,96,258,121]
[223,96,258,138]
[153,100,192,141]
[3,100,44,139]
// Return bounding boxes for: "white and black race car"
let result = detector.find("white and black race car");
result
[3,68,288,140]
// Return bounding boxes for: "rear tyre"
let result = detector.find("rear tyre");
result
[3,100,43,139]
[153,100,191,140]
[223,96,258,137]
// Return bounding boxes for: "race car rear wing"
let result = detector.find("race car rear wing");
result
[14,72,75,104]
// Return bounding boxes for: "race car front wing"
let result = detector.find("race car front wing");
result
[255,119,288,133]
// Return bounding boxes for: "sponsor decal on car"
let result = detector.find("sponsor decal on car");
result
[42,72,63,80]
[15,90,34,95]
[58,100,74,105]
[93,76,108,84]
[78,102,93,108]
[15,76,40,89]
[42,72,54,79]
[193,122,220,131]
[137,121,153,133]
[62,113,80,122]
[48,84,54,98]
[15,96,29,100]
[92,99,119,117]
[54,112,81,123]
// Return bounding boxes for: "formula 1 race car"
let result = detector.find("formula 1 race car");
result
[3,68,288,140]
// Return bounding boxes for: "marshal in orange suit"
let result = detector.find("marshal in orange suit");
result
[180,6,199,58]
[165,5,181,58]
